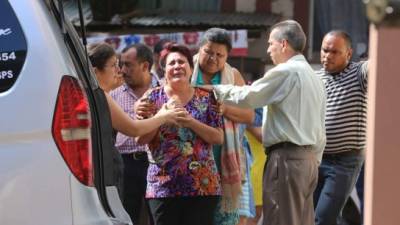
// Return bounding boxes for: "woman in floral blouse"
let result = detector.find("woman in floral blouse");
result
[136,44,224,225]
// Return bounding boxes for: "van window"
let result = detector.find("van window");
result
[0,0,27,93]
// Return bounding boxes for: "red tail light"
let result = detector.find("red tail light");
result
[52,76,93,186]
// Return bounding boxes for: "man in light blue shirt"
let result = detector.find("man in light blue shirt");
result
[212,20,326,225]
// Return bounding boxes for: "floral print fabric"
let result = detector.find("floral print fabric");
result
[145,86,223,198]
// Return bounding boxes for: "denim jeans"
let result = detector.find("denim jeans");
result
[356,164,365,225]
[314,151,365,225]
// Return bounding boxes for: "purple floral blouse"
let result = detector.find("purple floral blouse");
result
[144,86,223,198]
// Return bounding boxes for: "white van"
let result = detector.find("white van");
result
[0,0,131,224]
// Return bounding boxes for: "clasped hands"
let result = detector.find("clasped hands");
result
[134,97,193,127]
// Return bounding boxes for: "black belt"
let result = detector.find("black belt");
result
[323,150,364,158]
[266,142,311,154]
[123,152,148,161]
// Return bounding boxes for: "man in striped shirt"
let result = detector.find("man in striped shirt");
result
[314,30,368,225]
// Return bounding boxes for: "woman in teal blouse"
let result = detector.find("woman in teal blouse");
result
[191,28,254,225]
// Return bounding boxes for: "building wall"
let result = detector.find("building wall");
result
[271,0,294,19]
[248,31,268,60]
[236,0,256,12]
[235,0,271,13]
[365,25,400,225]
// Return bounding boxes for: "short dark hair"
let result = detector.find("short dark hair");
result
[270,20,306,52]
[325,30,352,49]
[154,39,172,54]
[88,42,116,70]
[160,44,194,69]
[122,43,154,71]
[199,27,232,52]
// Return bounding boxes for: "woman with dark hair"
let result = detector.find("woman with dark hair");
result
[88,42,185,143]
[191,27,255,225]
[88,42,123,92]
[151,39,173,83]
[87,42,188,206]
[136,44,224,225]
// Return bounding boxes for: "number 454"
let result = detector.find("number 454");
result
[0,52,16,61]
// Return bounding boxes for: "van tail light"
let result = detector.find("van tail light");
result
[52,76,93,186]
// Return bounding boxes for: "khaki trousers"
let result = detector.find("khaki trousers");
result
[262,145,318,225]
